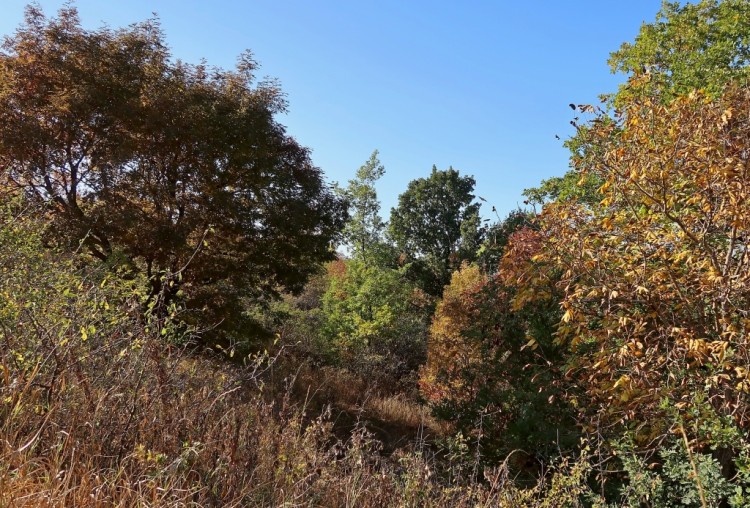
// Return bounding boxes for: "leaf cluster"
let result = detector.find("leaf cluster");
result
[0,5,347,345]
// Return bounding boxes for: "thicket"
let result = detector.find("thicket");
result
[0,196,604,506]
[4,1,750,507]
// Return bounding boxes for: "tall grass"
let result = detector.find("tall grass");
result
[0,203,601,507]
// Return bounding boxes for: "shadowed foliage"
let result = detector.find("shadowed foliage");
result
[0,5,346,345]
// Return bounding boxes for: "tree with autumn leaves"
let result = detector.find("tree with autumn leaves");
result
[539,82,750,451]
[0,6,346,346]
[419,227,577,469]
[510,3,750,503]
[495,81,750,506]
[418,1,750,502]
[542,0,750,448]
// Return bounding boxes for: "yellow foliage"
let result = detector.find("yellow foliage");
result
[419,263,487,403]
[533,86,750,432]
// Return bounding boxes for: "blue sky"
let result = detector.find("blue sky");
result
[1,1,662,219]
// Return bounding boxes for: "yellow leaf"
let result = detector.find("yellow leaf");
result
[613,375,630,389]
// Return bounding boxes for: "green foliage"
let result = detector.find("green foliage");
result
[336,150,394,265]
[526,0,750,211]
[522,170,602,208]
[0,5,346,345]
[616,434,743,507]
[0,199,147,362]
[610,0,750,103]
[319,259,430,379]
[390,166,482,296]
[0,196,163,444]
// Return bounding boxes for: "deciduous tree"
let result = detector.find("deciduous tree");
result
[320,259,430,379]
[336,150,392,264]
[525,0,750,210]
[0,6,346,343]
[533,85,750,456]
[420,248,575,466]
[389,166,481,295]
[610,0,750,103]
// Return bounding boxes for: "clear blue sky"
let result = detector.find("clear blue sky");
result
[1,1,662,219]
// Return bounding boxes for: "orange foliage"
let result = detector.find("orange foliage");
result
[531,86,750,436]
[419,263,487,403]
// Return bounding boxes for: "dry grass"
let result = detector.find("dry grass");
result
[287,363,449,443]
[0,332,600,507]
[0,208,599,507]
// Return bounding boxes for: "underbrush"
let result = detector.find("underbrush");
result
[0,319,601,507]
[0,204,606,507]
[0,345,603,507]
[5,201,740,508]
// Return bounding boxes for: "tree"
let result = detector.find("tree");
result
[419,263,486,404]
[0,6,346,343]
[523,0,750,448]
[420,252,575,468]
[530,85,750,466]
[319,258,430,379]
[525,0,750,209]
[389,166,481,296]
[336,150,391,264]
[513,3,750,498]
[610,0,750,103]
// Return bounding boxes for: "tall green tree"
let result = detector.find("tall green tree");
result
[0,6,346,343]
[336,150,390,264]
[389,166,481,296]
[610,0,750,103]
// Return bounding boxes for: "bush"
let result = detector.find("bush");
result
[318,259,431,382]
